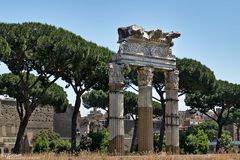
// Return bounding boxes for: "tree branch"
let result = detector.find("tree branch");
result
[29,73,44,90]
[16,101,23,121]
[201,111,217,122]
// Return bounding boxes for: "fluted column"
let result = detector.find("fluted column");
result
[108,63,124,154]
[137,67,154,153]
[165,70,179,154]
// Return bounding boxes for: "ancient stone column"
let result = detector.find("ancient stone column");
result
[137,67,154,153]
[165,70,179,154]
[108,63,124,154]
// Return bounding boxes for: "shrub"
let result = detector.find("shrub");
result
[79,134,92,151]
[88,129,109,152]
[153,133,163,152]
[33,129,70,153]
[195,130,209,154]
[33,136,49,153]
[185,134,199,154]
[54,139,71,153]
[219,131,234,152]
[183,129,209,154]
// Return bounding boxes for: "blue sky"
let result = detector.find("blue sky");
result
[0,0,240,115]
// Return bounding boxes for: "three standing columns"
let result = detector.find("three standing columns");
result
[108,63,125,154]
[165,70,180,154]
[108,63,180,154]
[137,67,154,153]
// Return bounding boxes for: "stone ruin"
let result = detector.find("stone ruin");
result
[0,99,82,154]
[108,25,180,154]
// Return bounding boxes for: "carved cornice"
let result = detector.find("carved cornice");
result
[117,25,180,59]
[118,25,180,44]
[137,67,154,87]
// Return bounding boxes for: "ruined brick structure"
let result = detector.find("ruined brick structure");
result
[0,98,82,154]
[53,105,81,139]
[0,98,54,154]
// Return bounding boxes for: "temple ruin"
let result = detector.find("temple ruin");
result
[108,25,180,154]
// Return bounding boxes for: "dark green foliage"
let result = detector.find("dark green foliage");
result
[33,129,70,153]
[88,129,109,152]
[227,108,240,140]
[82,89,108,110]
[185,80,240,151]
[193,120,218,141]
[219,131,234,152]
[185,134,198,154]
[0,22,72,153]
[0,22,112,153]
[78,135,92,151]
[33,136,49,153]
[0,73,68,112]
[0,36,10,59]
[183,129,209,154]
[177,58,216,94]
[52,139,71,153]
[51,23,112,152]
[180,122,215,154]
[153,133,163,152]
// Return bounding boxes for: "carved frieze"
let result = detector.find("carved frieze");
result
[118,41,171,58]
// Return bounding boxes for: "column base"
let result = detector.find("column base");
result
[109,135,124,155]
[165,145,179,154]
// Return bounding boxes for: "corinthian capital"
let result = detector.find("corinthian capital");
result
[165,70,179,90]
[137,67,154,87]
[109,63,124,85]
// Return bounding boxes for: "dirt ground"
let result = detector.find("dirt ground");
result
[1,153,240,160]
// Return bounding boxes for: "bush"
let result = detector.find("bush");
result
[78,134,92,151]
[33,129,70,153]
[182,129,209,154]
[153,133,163,152]
[56,139,71,153]
[88,129,109,152]
[219,131,234,152]
[195,130,209,154]
[185,134,199,154]
[33,136,49,153]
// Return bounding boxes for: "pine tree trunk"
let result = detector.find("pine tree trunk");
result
[105,108,109,128]
[216,124,223,152]
[159,103,165,152]
[13,113,31,154]
[159,100,165,151]
[130,117,138,152]
[237,125,240,141]
[237,125,240,149]
[71,94,81,153]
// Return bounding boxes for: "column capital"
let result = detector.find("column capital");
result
[109,63,124,88]
[137,67,154,87]
[165,70,179,90]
